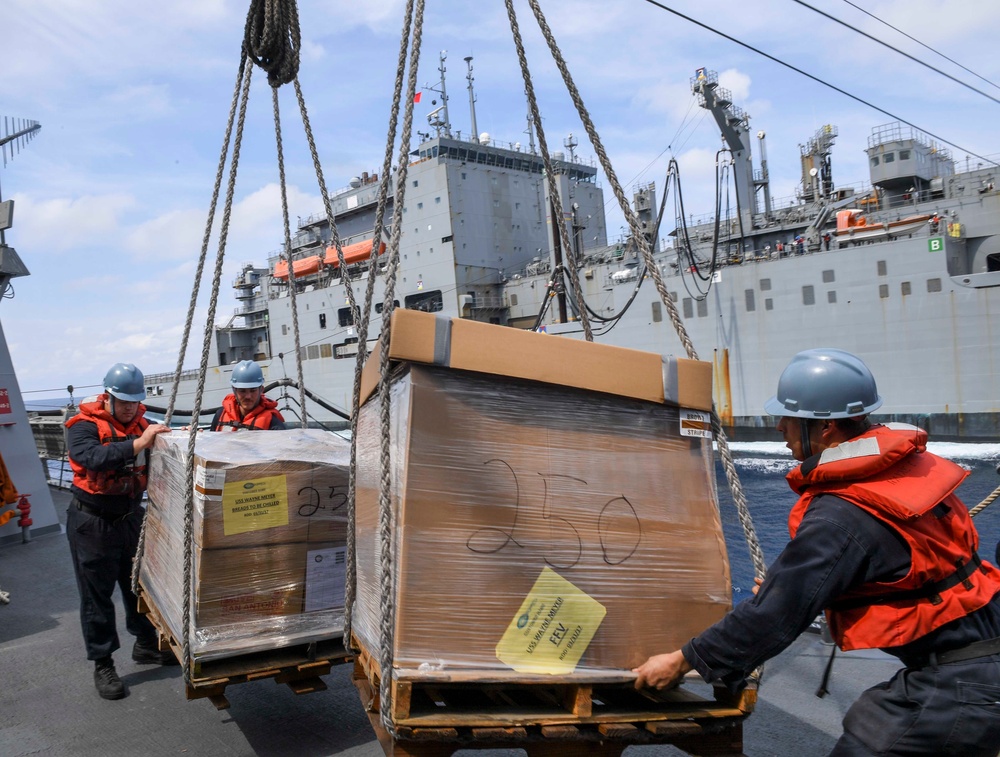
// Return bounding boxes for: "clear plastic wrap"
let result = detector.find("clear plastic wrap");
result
[140,428,350,661]
[354,364,732,677]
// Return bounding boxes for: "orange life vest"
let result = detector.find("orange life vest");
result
[65,395,150,497]
[787,424,1000,651]
[213,394,283,431]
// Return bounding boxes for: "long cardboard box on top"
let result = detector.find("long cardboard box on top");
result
[353,312,729,677]
[360,309,713,412]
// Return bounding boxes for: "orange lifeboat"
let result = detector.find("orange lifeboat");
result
[272,255,321,280]
[272,239,386,279]
[322,238,386,268]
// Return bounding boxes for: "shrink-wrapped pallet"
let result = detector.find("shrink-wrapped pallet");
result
[353,310,732,677]
[140,428,350,660]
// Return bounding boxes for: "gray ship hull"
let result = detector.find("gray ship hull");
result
[148,98,1000,441]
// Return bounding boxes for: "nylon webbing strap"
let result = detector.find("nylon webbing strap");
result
[831,552,984,611]
[432,315,452,367]
[661,356,679,406]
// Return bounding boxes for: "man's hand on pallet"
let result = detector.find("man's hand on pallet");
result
[632,650,692,691]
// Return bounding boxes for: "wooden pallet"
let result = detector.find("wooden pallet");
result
[137,583,353,709]
[352,636,755,757]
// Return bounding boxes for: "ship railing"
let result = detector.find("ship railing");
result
[144,367,202,384]
[461,292,507,311]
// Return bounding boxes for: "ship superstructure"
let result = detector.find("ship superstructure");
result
[149,66,1000,440]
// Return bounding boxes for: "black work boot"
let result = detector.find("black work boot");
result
[132,637,178,666]
[94,658,126,700]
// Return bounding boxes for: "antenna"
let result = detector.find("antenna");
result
[563,133,578,162]
[1,117,41,169]
[422,51,451,137]
[464,56,479,144]
[0,115,39,295]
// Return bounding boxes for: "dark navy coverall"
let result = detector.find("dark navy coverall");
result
[66,420,157,661]
[684,494,1000,756]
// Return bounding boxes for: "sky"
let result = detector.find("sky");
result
[3,0,1000,404]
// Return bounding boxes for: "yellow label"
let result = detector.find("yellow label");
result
[221,475,289,536]
[495,567,606,675]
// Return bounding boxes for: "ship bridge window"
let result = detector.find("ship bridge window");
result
[884,152,895,164]
[802,286,815,306]
[405,289,444,313]
[899,149,911,161]
[871,156,880,167]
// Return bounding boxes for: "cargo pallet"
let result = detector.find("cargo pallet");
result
[137,582,353,709]
[351,637,755,757]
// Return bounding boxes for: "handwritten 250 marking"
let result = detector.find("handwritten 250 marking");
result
[466,459,642,569]
[296,485,348,517]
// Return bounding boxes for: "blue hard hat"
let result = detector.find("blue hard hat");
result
[764,348,883,419]
[231,360,265,388]
[104,363,146,402]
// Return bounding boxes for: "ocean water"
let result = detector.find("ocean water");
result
[719,441,1000,600]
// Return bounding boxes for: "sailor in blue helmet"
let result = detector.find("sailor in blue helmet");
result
[209,360,285,431]
[65,363,176,700]
[634,348,1000,756]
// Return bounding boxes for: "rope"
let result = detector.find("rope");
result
[177,58,255,683]
[523,0,766,684]
[271,87,309,427]
[503,0,592,341]
[243,0,300,87]
[130,53,250,601]
[375,0,425,733]
[969,482,1000,518]
[140,0,306,682]
[341,0,415,655]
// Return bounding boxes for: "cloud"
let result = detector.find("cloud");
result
[12,192,136,254]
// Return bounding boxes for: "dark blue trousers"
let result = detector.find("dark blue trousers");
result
[66,500,156,661]
[831,655,1000,756]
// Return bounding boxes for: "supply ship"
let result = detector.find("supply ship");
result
[149,64,1000,440]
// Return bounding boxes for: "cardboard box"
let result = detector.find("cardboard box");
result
[354,314,730,675]
[147,429,350,549]
[140,429,350,660]
[360,309,713,411]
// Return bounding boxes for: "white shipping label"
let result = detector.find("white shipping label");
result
[304,546,347,612]
[196,465,227,490]
[679,409,713,439]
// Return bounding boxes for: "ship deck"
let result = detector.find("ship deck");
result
[0,486,901,757]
